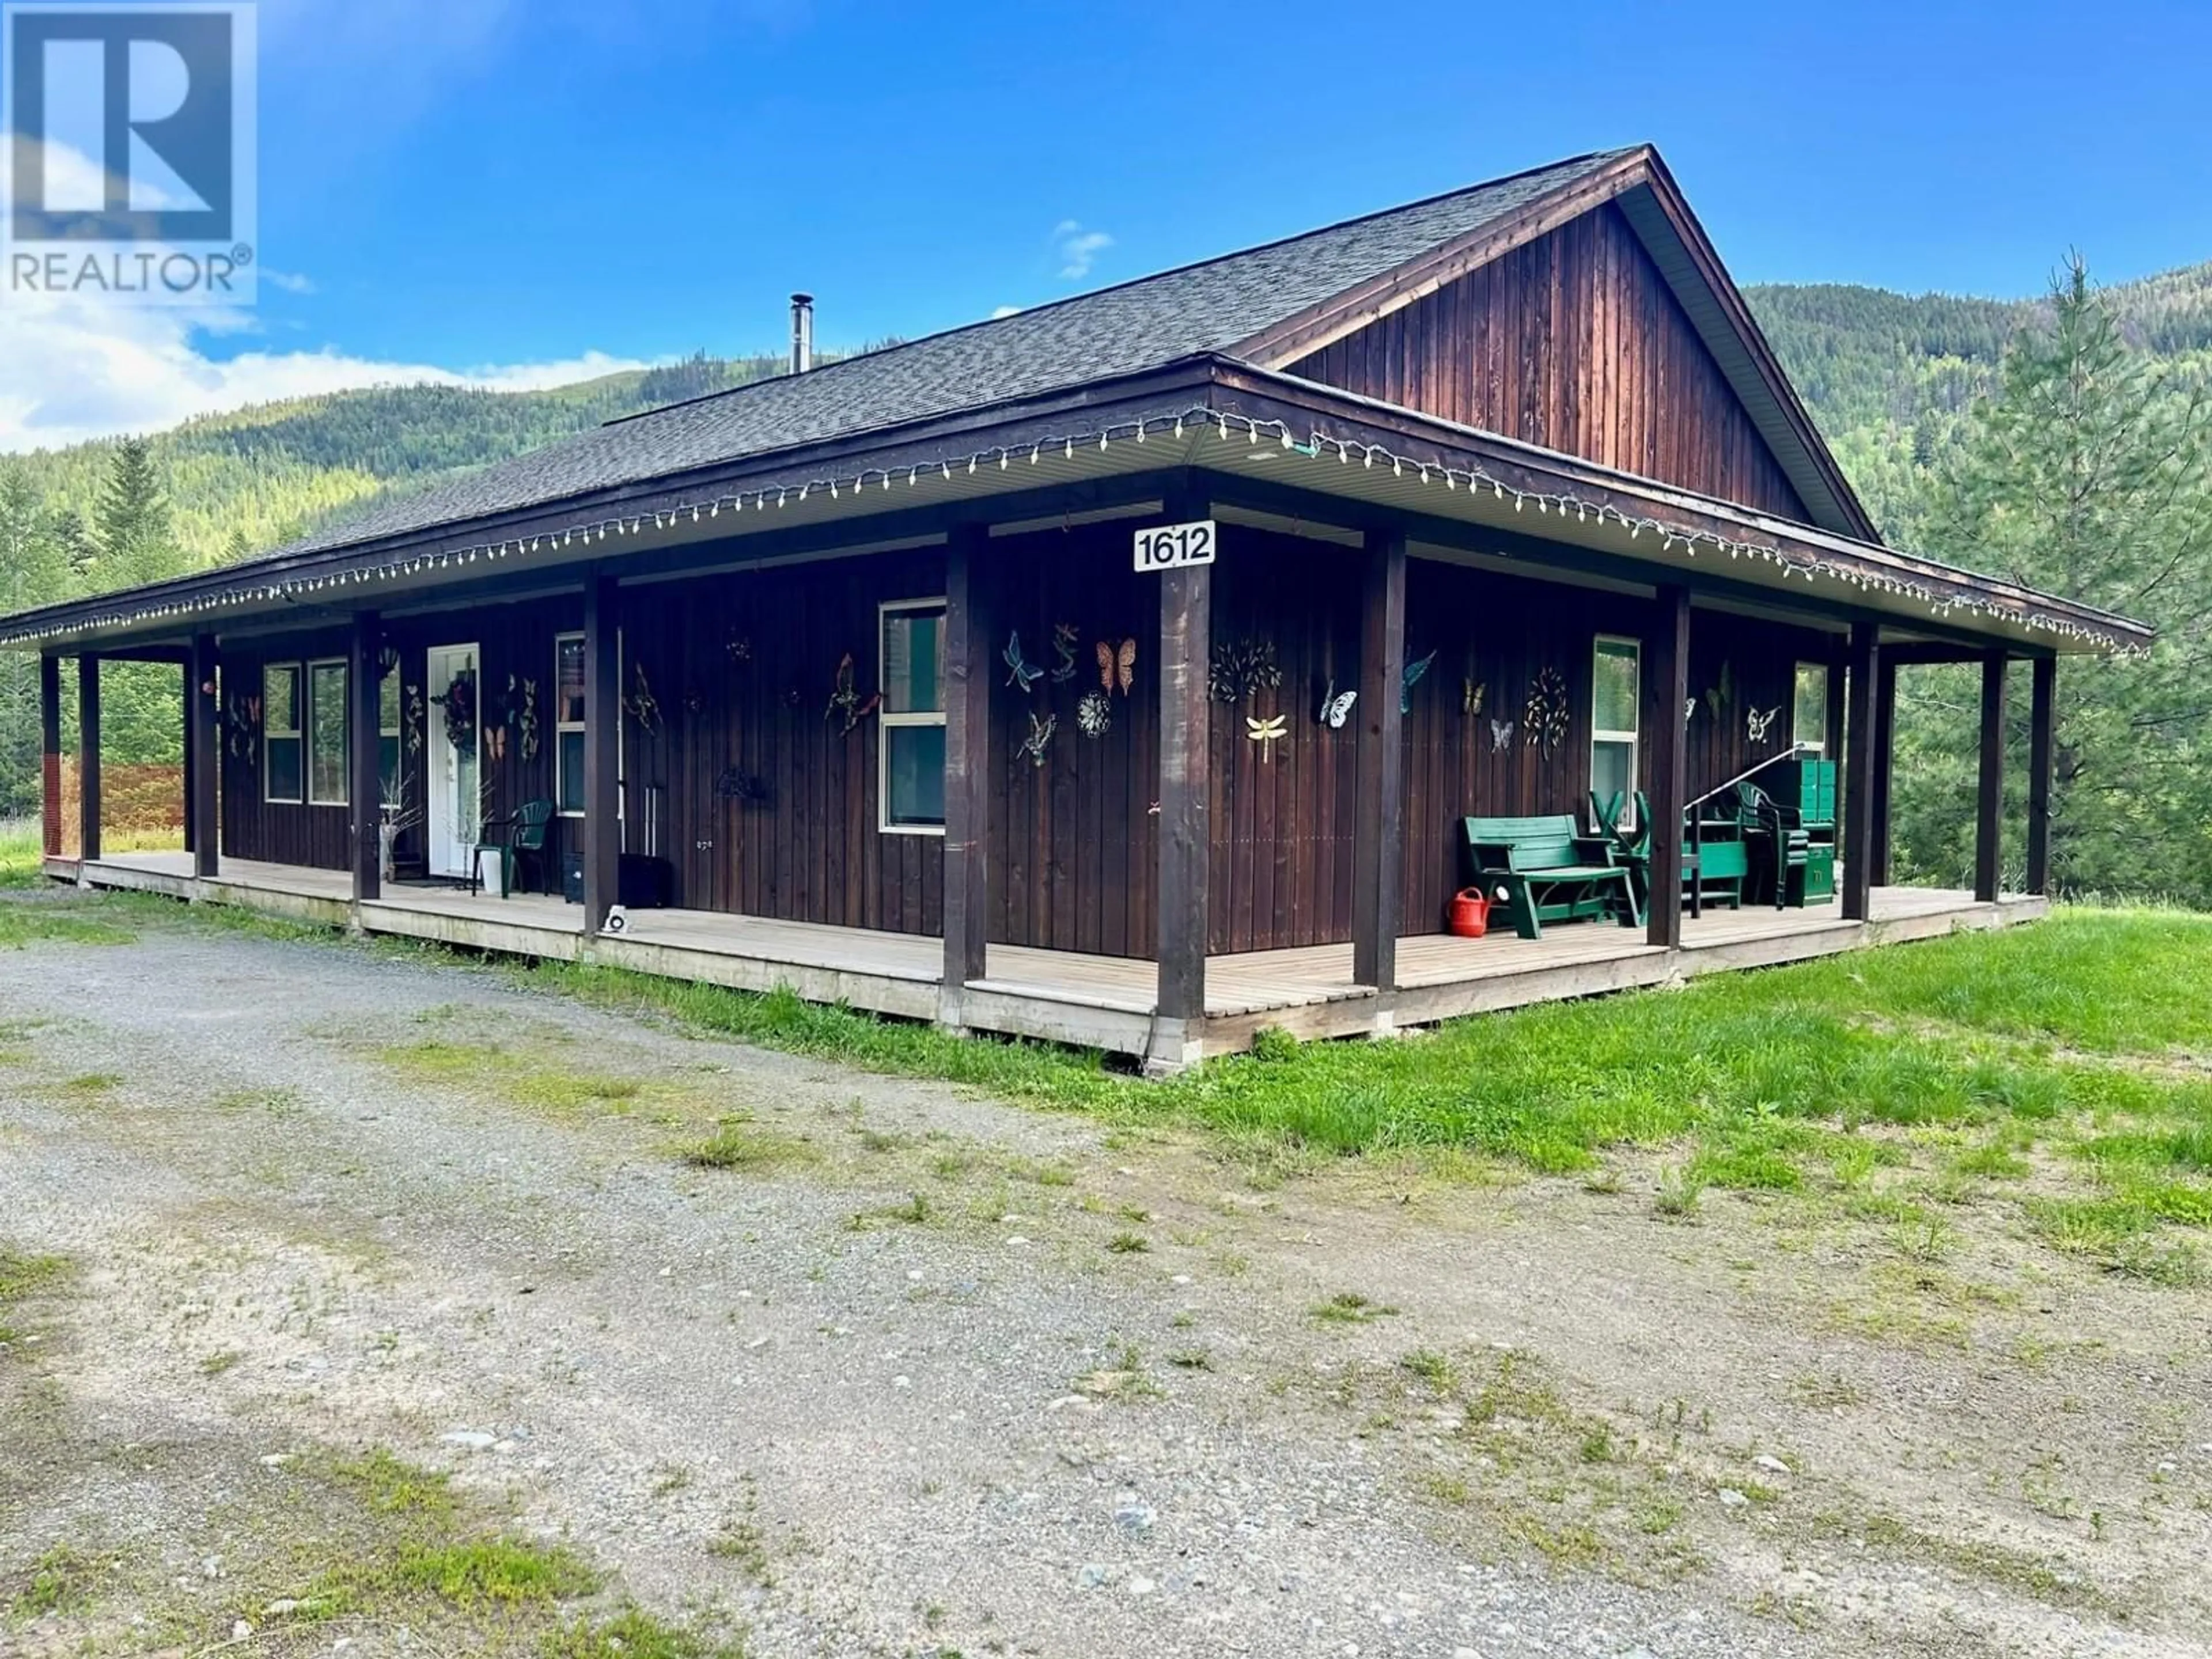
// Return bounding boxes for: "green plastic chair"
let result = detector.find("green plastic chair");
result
[479,798,556,896]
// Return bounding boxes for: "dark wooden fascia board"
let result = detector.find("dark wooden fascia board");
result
[1623,150,1883,543]
[1200,366,2148,650]
[0,360,1225,650]
[1228,149,1656,369]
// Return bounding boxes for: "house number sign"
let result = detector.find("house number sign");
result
[1132,519,1217,572]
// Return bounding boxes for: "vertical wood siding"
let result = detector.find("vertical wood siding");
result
[215,527,1839,957]
[1287,204,1812,523]
[1395,558,1836,934]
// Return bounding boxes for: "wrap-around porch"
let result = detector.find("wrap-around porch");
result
[59,850,2044,1063]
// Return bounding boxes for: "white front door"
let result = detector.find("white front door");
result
[426,643,480,878]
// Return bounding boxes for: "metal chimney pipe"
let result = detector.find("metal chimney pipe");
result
[790,293,813,374]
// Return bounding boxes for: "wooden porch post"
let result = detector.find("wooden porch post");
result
[190,633,220,878]
[1151,486,1211,1073]
[39,656,62,858]
[1351,528,1406,995]
[583,573,622,932]
[940,522,991,1024]
[2026,656,2056,897]
[1869,657,1896,887]
[1975,650,2008,904]
[349,613,381,903]
[180,659,195,859]
[77,654,101,864]
[1644,585,1691,948]
[1841,622,1880,921]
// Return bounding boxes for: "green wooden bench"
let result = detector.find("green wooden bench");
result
[1463,813,1642,941]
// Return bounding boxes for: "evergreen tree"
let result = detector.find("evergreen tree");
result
[0,466,67,815]
[93,436,180,590]
[1904,257,2212,901]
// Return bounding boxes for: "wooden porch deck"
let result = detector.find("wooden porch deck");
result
[52,851,2047,1064]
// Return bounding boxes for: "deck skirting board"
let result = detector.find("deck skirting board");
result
[361,902,585,963]
[56,854,2048,1067]
[593,934,939,1022]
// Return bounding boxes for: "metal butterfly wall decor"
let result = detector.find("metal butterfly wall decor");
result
[1316,677,1357,728]
[1704,660,1734,719]
[1463,678,1486,716]
[1095,638,1136,695]
[1489,717,1516,753]
[1685,696,1699,725]
[1747,704,1780,747]
[1247,714,1289,757]
[1003,631,1043,692]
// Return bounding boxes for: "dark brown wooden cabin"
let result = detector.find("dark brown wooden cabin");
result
[5,145,2148,1069]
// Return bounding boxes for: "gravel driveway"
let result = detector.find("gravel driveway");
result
[1,908,2205,1657]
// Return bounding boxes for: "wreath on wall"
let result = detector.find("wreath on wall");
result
[431,668,476,752]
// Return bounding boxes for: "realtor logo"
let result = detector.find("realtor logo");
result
[2,1,256,303]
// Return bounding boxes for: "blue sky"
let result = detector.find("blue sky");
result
[7,0,2210,446]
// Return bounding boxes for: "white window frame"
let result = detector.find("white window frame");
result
[1793,661,1830,752]
[306,657,350,808]
[378,661,403,810]
[555,631,586,818]
[1590,634,1641,830]
[878,596,948,837]
[263,661,304,805]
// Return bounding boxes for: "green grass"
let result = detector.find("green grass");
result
[520,907,2212,1278]
[391,1537,599,1607]
[1310,1290,1399,1324]
[16,876,2212,1280]
[540,1607,747,1658]
[0,898,135,948]
[0,1247,70,1302]
[5,1543,105,1617]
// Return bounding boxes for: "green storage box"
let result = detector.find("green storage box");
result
[1768,758,1836,828]
[1800,844,1837,903]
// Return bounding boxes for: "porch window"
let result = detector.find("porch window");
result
[555,633,586,815]
[1793,662,1830,751]
[378,662,402,808]
[1590,635,1640,827]
[264,663,303,804]
[308,659,349,806]
[880,599,946,834]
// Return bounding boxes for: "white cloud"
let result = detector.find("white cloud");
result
[1051,219,1112,281]
[990,304,1021,320]
[261,269,316,294]
[0,294,649,452]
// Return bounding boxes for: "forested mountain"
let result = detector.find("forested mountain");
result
[3,350,790,578]
[1744,262,2212,544]
[1,263,2207,904]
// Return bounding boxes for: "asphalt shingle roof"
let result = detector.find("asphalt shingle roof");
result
[284,149,1629,556]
